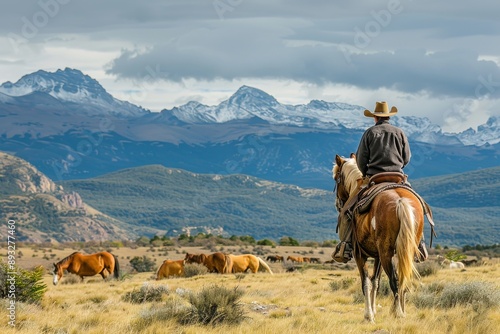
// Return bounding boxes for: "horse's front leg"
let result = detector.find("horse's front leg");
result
[370,258,382,315]
[355,256,374,323]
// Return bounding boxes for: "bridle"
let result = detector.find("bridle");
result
[333,161,349,212]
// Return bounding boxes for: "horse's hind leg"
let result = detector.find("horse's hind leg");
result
[100,269,109,280]
[380,255,404,318]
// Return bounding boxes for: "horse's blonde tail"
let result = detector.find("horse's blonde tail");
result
[257,257,273,275]
[395,198,420,292]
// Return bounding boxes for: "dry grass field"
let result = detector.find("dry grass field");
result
[1,244,499,334]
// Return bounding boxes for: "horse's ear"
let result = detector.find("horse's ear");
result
[335,154,343,166]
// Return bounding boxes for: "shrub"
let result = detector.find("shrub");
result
[257,239,274,246]
[416,261,440,277]
[180,285,247,326]
[279,237,299,246]
[329,277,355,291]
[61,273,81,285]
[130,256,156,272]
[444,249,467,262]
[184,263,208,278]
[122,283,169,304]
[0,263,47,304]
[438,282,500,311]
[412,281,500,312]
[132,300,188,331]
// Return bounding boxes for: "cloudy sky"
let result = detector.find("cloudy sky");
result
[1,0,499,132]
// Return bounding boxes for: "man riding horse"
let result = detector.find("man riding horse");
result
[332,101,429,263]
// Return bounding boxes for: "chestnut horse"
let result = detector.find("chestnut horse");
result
[333,155,423,322]
[226,254,273,274]
[286,255,303,263]
[184,252,230,274]
[156,259,185,280]
[52,251,119,285]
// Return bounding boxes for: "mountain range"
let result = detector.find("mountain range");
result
[0,68,498,190]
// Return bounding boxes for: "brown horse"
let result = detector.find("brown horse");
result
[333,155,423,322]
[184,252,229,274]
[286,255,303,263]
[52,251,119,285]
[226,254,273,274]
[156,259,185,280]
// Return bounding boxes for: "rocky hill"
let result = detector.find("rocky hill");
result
[0,152,149,242]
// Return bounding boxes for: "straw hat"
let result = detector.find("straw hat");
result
[363,101,398,118]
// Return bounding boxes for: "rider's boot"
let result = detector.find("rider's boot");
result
[332,241,353,263]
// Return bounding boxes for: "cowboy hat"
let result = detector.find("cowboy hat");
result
[363,101,398,118]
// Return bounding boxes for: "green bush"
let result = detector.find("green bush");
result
[256,239,274,246]
[122,283,169,304]
[279,236,299,246]
[129,256,156,272]
[181,285,247,326]
[0,263,47,304]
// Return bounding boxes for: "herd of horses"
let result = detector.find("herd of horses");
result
[52,250,346,285]
[51,251,277,284]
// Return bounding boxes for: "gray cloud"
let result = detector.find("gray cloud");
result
[2,0,500,102]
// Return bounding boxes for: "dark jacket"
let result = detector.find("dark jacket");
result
[356,119,411,176]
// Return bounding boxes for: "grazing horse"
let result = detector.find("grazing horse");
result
[449,260,465,269]
[266,255,284,263]
[184,252,229,274]
[333,155,424,322]
[226,254,273,274]
[156,259,185,280]
[286,255,303,263]
[52,251,119,285]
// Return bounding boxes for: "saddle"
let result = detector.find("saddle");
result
[340,172,437,246]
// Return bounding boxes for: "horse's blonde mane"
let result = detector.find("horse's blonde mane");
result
[333,158,363,197]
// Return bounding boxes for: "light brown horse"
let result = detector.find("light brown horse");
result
[156,259,185,280]
[333,155,423,322]
[184,252,229,274]
[52,251,119,285]
[286,255,303,263]
[226,254,273,274]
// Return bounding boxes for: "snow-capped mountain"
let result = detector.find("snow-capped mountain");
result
[0,68,148,117]
[454,116,500,146]
[164,85,370,128]
[163,85,498,146]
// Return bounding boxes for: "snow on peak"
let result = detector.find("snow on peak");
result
[0,68,147,117]
[456,116,500,146]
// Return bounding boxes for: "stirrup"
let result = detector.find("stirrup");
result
[415,241,428,263]
[332,242,352,263]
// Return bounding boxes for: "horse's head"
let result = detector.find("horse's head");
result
[52,262,63,285]
[333,154,363,211]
